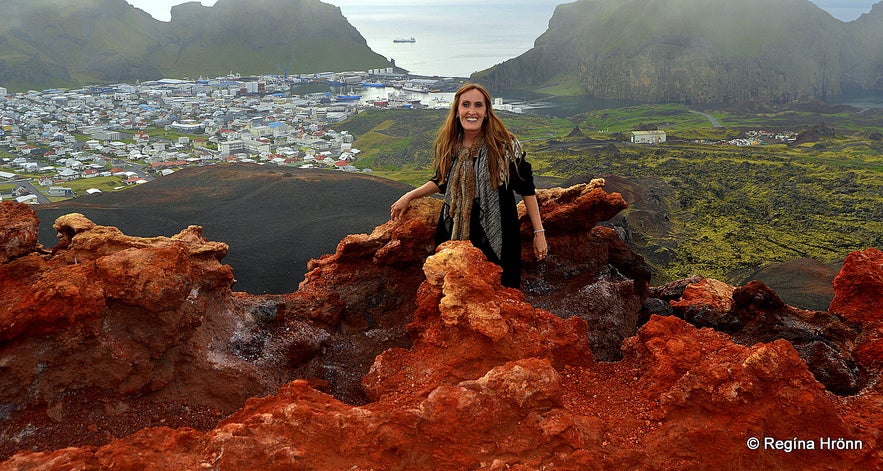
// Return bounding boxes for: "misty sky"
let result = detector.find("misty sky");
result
[125,0,878,23]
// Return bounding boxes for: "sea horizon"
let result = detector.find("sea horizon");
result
[333,2,559,78]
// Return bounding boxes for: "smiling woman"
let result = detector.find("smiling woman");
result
[391,83,547,289]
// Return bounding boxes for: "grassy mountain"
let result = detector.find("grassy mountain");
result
[476,0,882,104]
[0,0,165,90]
[157,0,388,78]
[0,0,391,91]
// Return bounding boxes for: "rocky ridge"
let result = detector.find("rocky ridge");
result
[479,0,883,104]
[0,179,880,469]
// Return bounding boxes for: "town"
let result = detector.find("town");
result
[0,69,468,203]
[1,68,799,205]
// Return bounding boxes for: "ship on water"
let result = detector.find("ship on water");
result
[393,37,416,43]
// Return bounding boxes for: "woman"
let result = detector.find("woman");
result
[390,83,547,288]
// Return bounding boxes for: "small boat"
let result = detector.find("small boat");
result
[393,37,416,43]
[402,83,429,93]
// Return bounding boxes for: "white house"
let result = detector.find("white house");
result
[631,130,667,144]
[57,168,80,180]
[15,194,38,204]
[47,186,74,197]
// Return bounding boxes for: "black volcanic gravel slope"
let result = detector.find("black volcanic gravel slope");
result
[36,164,414,294]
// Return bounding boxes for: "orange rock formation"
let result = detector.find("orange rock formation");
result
[0,181,880,469]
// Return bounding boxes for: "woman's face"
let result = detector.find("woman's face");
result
[457,88,487,136]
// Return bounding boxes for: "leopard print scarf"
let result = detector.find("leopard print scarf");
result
[444,138,506,259]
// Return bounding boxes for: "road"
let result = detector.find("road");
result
[687,109,723,128]
[10,179,51,204]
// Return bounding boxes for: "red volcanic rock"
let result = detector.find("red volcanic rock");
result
[830,248,883,374]
[0,201,39,263]
[0,211,325,459]
[2,182,643,460]
[2,183,882,470]
[362,241,592,402]
[616,315,870,468]
[278,197,440,403]
[3,261,879,469]
[830,247,883,327]
[1,212,233,342]
[669,277,737,329]
[522,180,653,360]
[652,275,866,395]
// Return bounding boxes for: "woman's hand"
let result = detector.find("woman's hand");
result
[523,194,547,261]
[533,230,548,261]
[390,181,441,221]
[390,194,412,220]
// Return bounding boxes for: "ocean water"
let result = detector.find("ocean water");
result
[333,2,560,78]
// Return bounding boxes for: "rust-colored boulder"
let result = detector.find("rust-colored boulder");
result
[276,197,441,403]
[522,180,653,360]
[0,211,317,459]
[614,315,871,468]
[830,247,883,375]
[361,241,592,402]
[650,275,864,395]
[0,201,39,263]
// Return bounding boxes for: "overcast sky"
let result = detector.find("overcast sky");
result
[125,0,879,22]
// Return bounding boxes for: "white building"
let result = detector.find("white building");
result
[15,194,38,204]
[219,140,246,156]
[631,130,667,144]
[170,121,204,134]
[47,186,74,197]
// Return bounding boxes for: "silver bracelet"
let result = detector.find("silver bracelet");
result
[534,229,545,234]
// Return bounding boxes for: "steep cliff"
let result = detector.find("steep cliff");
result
[0,177,881,468]
[477,0,883,104]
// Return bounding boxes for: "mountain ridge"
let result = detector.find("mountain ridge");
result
[4,0,882,102]
[0,0,391,91]
[476,0,883,103]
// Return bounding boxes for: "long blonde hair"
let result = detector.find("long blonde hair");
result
[433,83,517,188]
